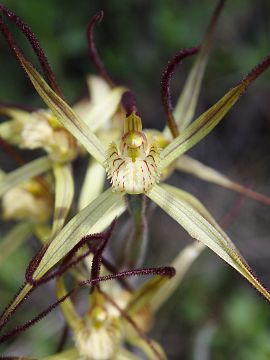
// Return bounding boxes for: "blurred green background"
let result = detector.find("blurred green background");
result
[1,0,270,359]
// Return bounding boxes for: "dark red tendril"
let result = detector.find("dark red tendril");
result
[161,47,200,138]
[203,0,226,52]
[87,11,115,87]
[0,5,63,98]
[0,219,175,343]
[161,0,226,138]
[87,12,140,117]
[244,54,270,86]
[0,265,174,343]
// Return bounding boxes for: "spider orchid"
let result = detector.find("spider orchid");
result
[1,1,270,334]
[0,220,176,359]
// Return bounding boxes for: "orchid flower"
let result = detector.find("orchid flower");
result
[0,74,125,266]
[1,2,270,335]
[0,197,244,359]
[0,75,125,163]
[0,8,125,266]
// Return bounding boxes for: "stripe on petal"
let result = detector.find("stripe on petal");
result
[148,184,270,302]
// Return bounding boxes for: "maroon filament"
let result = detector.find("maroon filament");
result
[87,11,115,87]
[0,5,63,98]
[161,46,200,138]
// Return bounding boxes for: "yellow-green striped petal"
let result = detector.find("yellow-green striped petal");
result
[148,183,270,302]
[17,53,106,164]
[150,242,205,312]
[173,0,226,131]
[161,53,270,168]
[33,188,123,280]
[0,156,52,197]
[177,155,270,205]
[161,83,245,169]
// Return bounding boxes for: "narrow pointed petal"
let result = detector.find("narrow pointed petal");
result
[161,55,270,169]
[126,275,172,316]
[173,51,208,131]
[0,156,52,197]
[15,53,106,164]
[129,185,220,313]
[51,163,75,235]
[0,283,32,330]
[0,222,33,265]
[87,75,111,103]
[0,193,125,332]
[148,184,270,302]
[56,277,80,331]
[151,242,205,312]
[90,200,126,235]
[33,188,123,280]
[174,0,226,131]
[161,84,245,168]
[82,86,126,132]
[78,158,106,211]
[177,155,270,205]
